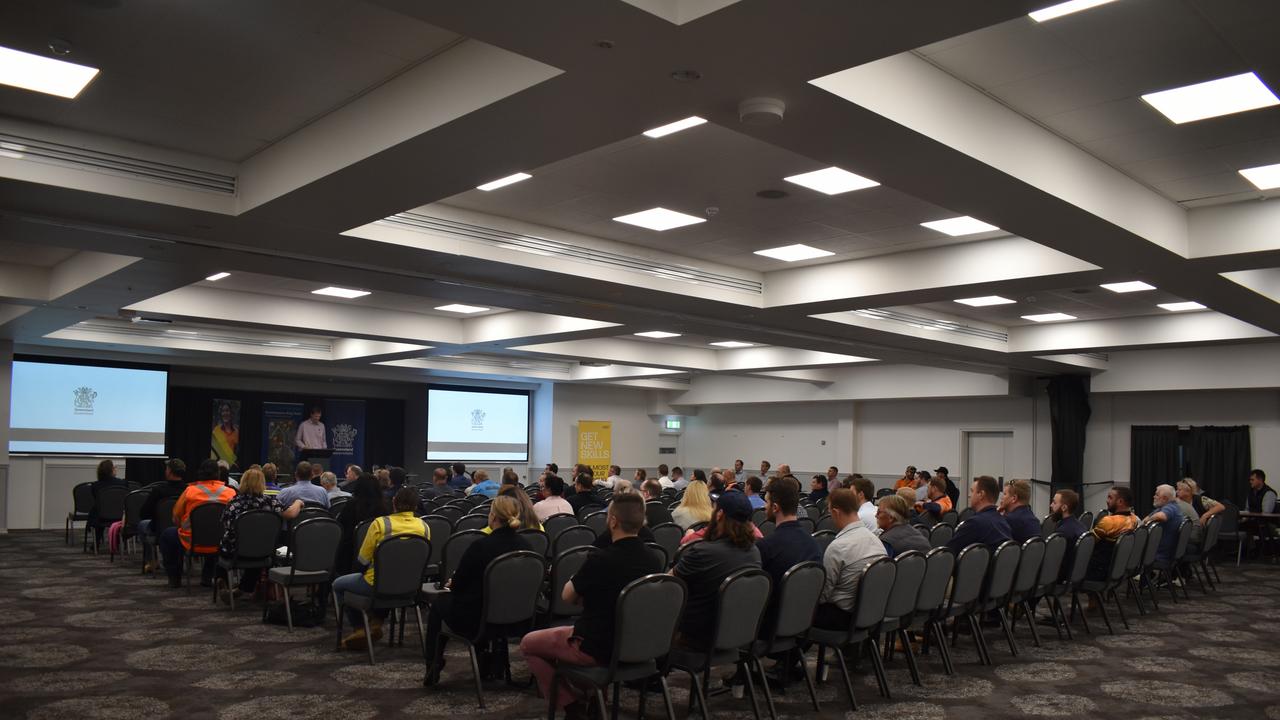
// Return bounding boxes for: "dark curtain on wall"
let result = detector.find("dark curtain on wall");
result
[1130,425,1179,515]
[1189,425,1251,510]
[1047,375,1091,496]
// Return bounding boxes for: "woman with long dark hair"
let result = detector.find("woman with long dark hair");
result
[336,472,388,573]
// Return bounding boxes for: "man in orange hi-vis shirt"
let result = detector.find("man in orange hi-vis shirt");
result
[160,458,235,588]
[915,475,953,522]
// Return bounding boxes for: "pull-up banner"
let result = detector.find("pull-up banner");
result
[210,398,241,465]
[324,398,366,472]
[262,402,304,475]
[577,420,612,481]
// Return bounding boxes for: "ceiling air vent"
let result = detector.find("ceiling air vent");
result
[0,133,236,194]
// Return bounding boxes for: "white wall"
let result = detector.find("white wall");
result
[552,383,660,473]
[682,401,854,477]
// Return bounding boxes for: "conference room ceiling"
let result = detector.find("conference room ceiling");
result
[1,0,1278,392]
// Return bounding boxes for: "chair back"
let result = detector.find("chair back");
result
[940,510,959,528]
[852,557,897,632]
[442,529,485,580]
[553,525,597,556]
[649,522,682,560]
[543,513,580,549]
[548,546,593,616]
[950,544,991,606]
[154,496,178,534]
[455,513,489,533]
[583,510,610,536]
[804,504,822,523]
[645,542,669,570]
[233,509,283,561]
[751,507,768,527]
[929,523,954,547]
[816,515,836,533]
[1141,523,1163,569]
[354,519,373,553]
[1126,524,1149,575]
[1201,513,1221,554]
[328,497,349,517]
[1217,502,1239,534]
[481,550,546,627]
[758,520,776,537]
[1107,532,1135,583]
[710,568,772,652]
[1040,514,1058,538]
[1079,510,1094,528]
[371,534,431,602]
[811,529,836,555]
[1173,518,1193,562]
[1092,509,1108,528]
[421,516,452,568]
[96,486,130,522]
[671,538,700,568]
[915,547,955,615]
[795,516,816,534]
[883,551,927,623]
[612,575,687,665]
[291,506,330,530]
[469,494,489,507]
[983,541,1022,603]
[72,482,95,514]
[1037,534,1068,589]
[188,502,226,549]
[123,489,149,528]
[1066,533,1095,585]
[290,517,342,574]
[1011,537,1045,595]
[770,561,825,639]
[958,507,975,523]
[433,505,464,525]
[646,501,674,527]
[519,529,549,557]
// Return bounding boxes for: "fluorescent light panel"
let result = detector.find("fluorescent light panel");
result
[1100,281,1155,293]
[205,272,230,282]
[1029,0,1118,22]
[1158,301,1206,312]
[0,45,100,98]
[434,303,489,314]
[643,116,706,138]
[710,341,755,348]
[783,166,879,195]
[613,207,706,231]
[1239,162,1280,190]
[954,295,1015,307]
[476,172,531,191]
[311,286,370,299]
[1141,72,1279,124]
[1021,312,1077,322]
[634,331,681,339]
[753,244,834,262]
[921,216,1000,236]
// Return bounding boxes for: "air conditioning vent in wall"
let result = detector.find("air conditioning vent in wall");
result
[0,133,236,194]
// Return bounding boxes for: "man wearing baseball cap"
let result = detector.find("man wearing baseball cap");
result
[673,490,762,648]
[935,466,959,507]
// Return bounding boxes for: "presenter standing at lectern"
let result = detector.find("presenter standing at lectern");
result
[295,406,327,451]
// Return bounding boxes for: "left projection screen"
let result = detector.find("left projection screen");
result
[9,360,168,455]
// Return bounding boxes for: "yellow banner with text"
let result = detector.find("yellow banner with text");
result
[577,420,612,480]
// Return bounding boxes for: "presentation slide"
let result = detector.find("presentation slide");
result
[9,360,168,455]
[427,387,529,462]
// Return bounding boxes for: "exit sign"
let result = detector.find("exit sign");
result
[665,418,682,430]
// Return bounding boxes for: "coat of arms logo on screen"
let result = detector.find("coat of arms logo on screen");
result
[331,423,358,454]
[73,386,98,415]
[471,408,485,431]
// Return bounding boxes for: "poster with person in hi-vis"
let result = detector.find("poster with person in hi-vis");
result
[210,399,240,465]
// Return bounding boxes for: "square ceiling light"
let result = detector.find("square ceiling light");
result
[312,286,370,299]
[710,341,755,348]
[920,216,1000,236]
[1141,72,1279,124]
[753,244,835,262]
[1239,162,1280,190]
[783,166,880,195]
[435,303,489,314]
[643,116,706,138]
[634,331,681,339]
[954,295,1015,307]
[1021,312,1077,322]
[1100,280,1156,293]
[613,207,706,231]
[1029,0,1118,22]
[205,272,230,282]
[0,45,100,99]
[1158,301,1206,312]
[476,172,531,191]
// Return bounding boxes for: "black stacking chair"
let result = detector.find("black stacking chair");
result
[420,515,452,578]
[645,542,669,570]
[265,516,342,630]
[1151,519,1193,602]
[1079,511,1094,528]
[455,513,489,533]
[1006,537,1045,647]
[115,489,150,561]
[815,514,837,533]
[1077,531,1134,635]
[757,520,775,537]
[1182,514,1220,591]
[216,509,282,610]
[520,529,550,558]
[142,496,177,574]
[1050,533,1095,639]
[877,551,927,690]
[543,513,581,552]
[89,485,129,554]
[751,507,768,527]
[1123,525,1151,614]
[940,544,990,665]
[649,523,682,564]
[646,501,674,528]
[928,524,954,547]
[583,510,610,536]
[971,540,1022,663]
[552,525,596,557]
[907,547,956,675]
[184,501,226,594]
[811,529,836,555]
[1040,514,1058,538]
[1137,523,1164,611]
[1014,533,1066,646]
[540,546,593,627]
[338,534,430,664]
[745,561,825,719]
[67,482,93,546]
[811,557,896,711]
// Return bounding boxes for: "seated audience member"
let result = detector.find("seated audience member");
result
[895,487,918,507]
[310,462,324,482]
[670,466,689,492]
[630,467,648,491]
[915,470,932,503]
[486,485,543,533]
[1087,486,1139,580]
[601,465,625,490]
[340,464,362,489]
[1246,468,1276,514]
[217,468,303,603]
[534,475,573,522]
[743,475,766,510]
[759,460,772,478]
[734,459,745,475]
[520,493,661,717]
[159,459,236,589]
[277,462,329,508]
[671,479,714,530]
[721,467,738,492]
[424,495,532,681]
[1183,478,1224,527]
[642,479,671,524]
[544,462,559,477]
[448,462,470,490]
[1174,480,1204,545]
[813,488,887,629]
[87,459,127,546]
[501,468,521,487]
[567,473,603,516]
[217,459,238,489]
[946,475,1012,553]
[827,466,841,490]
[877,494,931,557]
[1145,484,1184,564]
[999,479,1040,543]
[775,463,792,478]
[808,474,829,505]
[657,464,672,488]
[262,463,279,487]
[672,491,762,648]
[915,476,953,522]
[420,467,450,501]
[321,471,351,499]
[336,472,389,573]
[935,467,960,507]
[466,469,500,498]
[1050,489,1087,541]
[850,476,878,530]
[895,465,918,490]
[138,458,189,571]
[751,474,822,685]
[334,487,427,648]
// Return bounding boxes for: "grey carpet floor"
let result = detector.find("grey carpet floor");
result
[1,529,1278,720]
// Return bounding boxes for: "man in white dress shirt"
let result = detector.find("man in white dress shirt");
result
[295,406,326,452]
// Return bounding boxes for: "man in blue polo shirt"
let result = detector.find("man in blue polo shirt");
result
[947,475,1012,552]
[1145,484,1184,563]
[998,479,1040,543]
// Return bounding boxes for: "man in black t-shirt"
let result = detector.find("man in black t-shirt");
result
[567,472,603,516]
[138,458,189,571]
[520,493,660,718]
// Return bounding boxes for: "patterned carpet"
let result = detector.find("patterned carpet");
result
[1,529,1278,720]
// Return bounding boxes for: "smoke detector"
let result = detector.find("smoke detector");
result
[738,97,785,125]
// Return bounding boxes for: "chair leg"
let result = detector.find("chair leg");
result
[1073,592,1092,635]
[967,615,991,666]
[1092,592,1113,635]
[689,669,710,719]
[593,690,608,720]
[546,671,559,720]
[468,643,486,709]
[1021,601,1042,648]
[898,629,921,686]
[334,596,344,651]
[611,681,621,720]
[1129,577,1148,615]
[740,660,763,720]
[413,607,427,656]
[362,611,377,665]
[284,587,295,632]
[997,608,1018,657]
[1048,597,1068,641]
[831,645,858,712]
[659,676,678,720]
[931,621,954,676]
[1200,559,1216,591]
[754,657,778,720]
[868,638,891,699]
[1144,574,1161,611]
[1110,590,1129,630]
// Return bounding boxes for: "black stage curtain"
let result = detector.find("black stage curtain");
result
[1189,425,1251,510]
[1130,425,1179,515]
[1047,375,1091,496]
